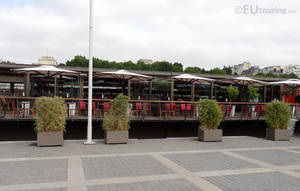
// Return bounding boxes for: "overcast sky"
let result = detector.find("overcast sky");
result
[0,0,299,69]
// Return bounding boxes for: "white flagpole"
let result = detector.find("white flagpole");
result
[84,0,95,145]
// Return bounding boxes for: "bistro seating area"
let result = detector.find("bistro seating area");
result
[0,64,299,123]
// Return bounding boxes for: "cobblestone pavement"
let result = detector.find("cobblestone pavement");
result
[0,136,300,191]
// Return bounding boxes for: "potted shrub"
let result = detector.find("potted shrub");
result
[248,86,260,102]
[265,101,292,141]
[197,99,223,142]
[34,96,67,146]
[294,95,300,119]
[102,94,130,144]
[226,85,239,116]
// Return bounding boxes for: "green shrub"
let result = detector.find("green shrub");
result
[226,85,239,101]
[102,94,130,131]
[197,99,223,130]
[248,86,260,101]
[265,101,292,129]
[34,96,67,132]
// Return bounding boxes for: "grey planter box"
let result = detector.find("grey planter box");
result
[296,107,300,119]
[37,131,64,147]
[105,130,129,144]
[266,128,290,141]
[198,129,222,142]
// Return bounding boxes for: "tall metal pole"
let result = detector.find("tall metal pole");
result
[84,0,95,145]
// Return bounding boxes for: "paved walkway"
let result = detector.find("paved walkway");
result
[1,136,300,191]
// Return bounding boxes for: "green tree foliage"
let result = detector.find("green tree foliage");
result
[66,56,183,72]
[0,60,15,65]
[226,85,239,101]
[34,97,67,132]
[265,102,292,129]
[197,99,223,130]
[208,68,227,75]
[102,94,130,131]
[184,66,230,75]
[247,86,260,101]
[184,67,204,73]
[222,66,233,75]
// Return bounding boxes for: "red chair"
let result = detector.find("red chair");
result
[92,102,98,117]
[226,105,233,117]
[78,101,87,116]
[103,102,110,116]
[158,103,168,118]
[170,103,176,117]
[11,100,22,118]
[143,102,151,119]
[260,105,265,117]
[242,105,249,118]
[131,102,142,118]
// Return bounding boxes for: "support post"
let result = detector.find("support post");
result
[54,77,57,96]
[149,81,152,100]
[24,73,30,97]
[264,85,267,103]
[191,82,195,101]
[84,0,95,145]
[127,80,131,98]
[171,80,174,101]
[79,76,84,98]
[210,82,214,99]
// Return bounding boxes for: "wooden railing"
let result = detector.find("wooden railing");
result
[0,96,284,121]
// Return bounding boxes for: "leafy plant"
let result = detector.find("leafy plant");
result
[197,99,223,130]
[226,85,239,101]
[248,86,260,101]
[102,94,130,131]
[265,101,292,129]
[34,96,67,132]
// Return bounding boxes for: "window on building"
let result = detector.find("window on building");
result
[0,83,11,96]
[14,83,24,96]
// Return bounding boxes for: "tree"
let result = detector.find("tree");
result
[226,85,239,101]
[184,67,202,73]
[247,86,260,102]
[208,68,227,75]
[173,62,183,72]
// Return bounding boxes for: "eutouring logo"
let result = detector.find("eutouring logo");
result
[235,4,296,15]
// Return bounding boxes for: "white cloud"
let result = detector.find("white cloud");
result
[0,0,299,69]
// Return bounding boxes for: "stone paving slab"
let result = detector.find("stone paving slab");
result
[163,152,258,172]
[233,149,300,166]
[25,188,67,191]
[0,159,67,186]
[82,155,174,180]
[0,137,300,159]
[205,172,300,191]
[87,178,203,191]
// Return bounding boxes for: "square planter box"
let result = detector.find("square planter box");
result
[37,131,64,147]
[266,128,290,141]
[198,129,222,142]
[105,130,129,144]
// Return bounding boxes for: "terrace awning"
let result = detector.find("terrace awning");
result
[270,79,300,86]
[13,65,80,77]
[98,69,152,93]
[172,74,215,83]
[223,76,268,86]
[100,69,152,81]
